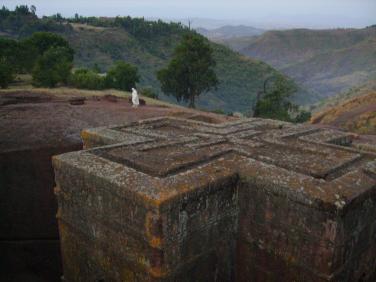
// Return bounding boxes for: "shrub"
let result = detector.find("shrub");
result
[210,109,226,115]
[0,62,14,88]
[32,46,73,87]
[105,61,140,91]
[69,68,105,90]
[294,110,312,123]
[140,87,158,99]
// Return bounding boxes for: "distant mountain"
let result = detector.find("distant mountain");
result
[221,27,376,104]
[196,25,265,40]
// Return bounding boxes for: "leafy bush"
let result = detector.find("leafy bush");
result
[294,110,312,123]
[0,62,14,88]
[23,32,74,63]
[32,46,73,87]
[105,61,140,91]
[0,37,33,73]
[140,87,158,99]
[254,76,298,121]
[69,68,105,90]
[210,109,226,115]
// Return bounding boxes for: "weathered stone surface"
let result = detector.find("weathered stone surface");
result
[53,117,376,281]
[0,90,234,281]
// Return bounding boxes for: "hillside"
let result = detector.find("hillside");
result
[64,23,284,113]
[313,77,376,112]
[0,8,293,114]
[196,25,264,41]
[222,27,376,103]
[311,82,376,134]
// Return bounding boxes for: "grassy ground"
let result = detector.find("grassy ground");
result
[2,75,179,108]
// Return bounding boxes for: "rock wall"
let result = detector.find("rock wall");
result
[53,117,376,281]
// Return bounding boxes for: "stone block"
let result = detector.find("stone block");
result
[53,117,376,281]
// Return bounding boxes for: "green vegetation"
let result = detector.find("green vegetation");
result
[294,110,311,123]
[0,25,139,90]
[105,61,140,91]
[0,5,71,37]
[0,5,297,114]
[157,34,218,108]
[24,31,74,58]
[139,87,158,99]
[32,46,73,87]
[0,30,75,87]
[69,68,105,90]
[0,37,35,73]
[0,37,16,88]
[227,27,376,103]
[254,76,311,123]
[0,62,14,88]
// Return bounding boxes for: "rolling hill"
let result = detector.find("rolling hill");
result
[65,24,286,113]
[222,27,376,104]
[311,78,376,134]
[196,25,264,41]
[0,7,294,114]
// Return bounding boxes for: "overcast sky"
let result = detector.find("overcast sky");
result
[2,0,375,29]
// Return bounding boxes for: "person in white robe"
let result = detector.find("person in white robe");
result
[131,88,139,107]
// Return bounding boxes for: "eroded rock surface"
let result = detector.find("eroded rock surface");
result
[0,91,231,281]
[54,117,376,281]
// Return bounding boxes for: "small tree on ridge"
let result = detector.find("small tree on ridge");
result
[157,33,218,108]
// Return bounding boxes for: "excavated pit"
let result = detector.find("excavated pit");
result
[0,91,231,281]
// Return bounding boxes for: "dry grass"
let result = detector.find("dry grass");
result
[0,85,180,108]
[71,23,108,32]
[312,92,376,123]
[311,92,376,134]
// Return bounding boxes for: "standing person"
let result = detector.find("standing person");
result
[131,88,139,107]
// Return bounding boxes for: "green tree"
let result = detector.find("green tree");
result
[254,76,297,121]
[105,61,140,91]
[157,33,218,108]
[0,38,17,88]
[0,62,14,88]
[23,32,74,64]
[0,37,37,73]
[32,46,73,87]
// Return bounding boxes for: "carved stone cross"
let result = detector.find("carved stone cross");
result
[53,116,376,281]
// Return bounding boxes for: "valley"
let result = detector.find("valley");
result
[219,26,376,104]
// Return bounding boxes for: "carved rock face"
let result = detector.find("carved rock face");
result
[53,117,376,281]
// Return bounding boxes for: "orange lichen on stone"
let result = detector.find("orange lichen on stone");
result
[53,116,376,281]
[145,212,163,249]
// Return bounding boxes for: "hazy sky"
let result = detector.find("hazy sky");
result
[2,0,375,29]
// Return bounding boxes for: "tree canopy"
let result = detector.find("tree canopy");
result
[105,61,140,91]
[32,46,73,87]
[254,75,310,123]
[157,33,218,108]
[24,32,74,59]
